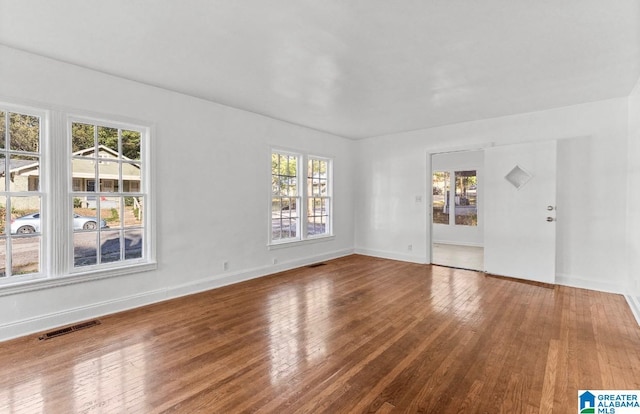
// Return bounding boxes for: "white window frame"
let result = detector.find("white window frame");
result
[0,100,156,295]
[0,103,47,285]
[306,156,332,239]
[67,115,153,274]
[270,150,301,244]
[269,148,333,247]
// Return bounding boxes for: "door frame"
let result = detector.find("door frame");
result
[427,144,490,267]
[427,140,558,281]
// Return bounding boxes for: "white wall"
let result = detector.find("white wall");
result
[0,45,355,340]
[627,77,640,323]
[354,98,631,293]
[431,150,484,246]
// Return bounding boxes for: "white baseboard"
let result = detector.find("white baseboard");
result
[354,247,427,264]
[555,273,627,295]
[5,252,635,341]
[0,289,168,342]
[164,248,354,300]
[626,295,640,326]
[432,241,483,247]
[0,248,354,342]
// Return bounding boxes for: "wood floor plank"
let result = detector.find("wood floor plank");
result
[539,338,558,414]
[1,255,639,413]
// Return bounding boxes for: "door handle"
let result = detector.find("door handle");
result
[546,217,555,222]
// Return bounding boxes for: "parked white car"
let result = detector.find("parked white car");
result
[10,213,108,234]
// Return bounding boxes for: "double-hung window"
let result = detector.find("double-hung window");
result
[0,100,153,290]
[270,150,332,244]
[306,157,331,237]
[271,152,300,241]
[0,106,44,278]
[70,119,147,268]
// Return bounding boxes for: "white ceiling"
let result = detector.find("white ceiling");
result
[1,1,639,139]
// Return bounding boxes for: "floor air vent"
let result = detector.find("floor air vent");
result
[39,320,101,341]
[307,262,327,268]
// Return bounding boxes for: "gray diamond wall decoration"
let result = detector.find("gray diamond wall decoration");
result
[505,165,533,189]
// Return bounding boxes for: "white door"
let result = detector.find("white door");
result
[484,140,557,284]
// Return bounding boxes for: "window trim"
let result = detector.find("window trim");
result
[269,148,334,247]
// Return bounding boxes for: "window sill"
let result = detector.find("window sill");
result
[0,261,158,297]
[268,235,335,250]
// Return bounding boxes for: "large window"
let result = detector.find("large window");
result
[307,158,330,237]
[70,120,145,268]
[0,108,43,278]
[271,152,299,241]
[0,101,153,289]
[271,150,332,244]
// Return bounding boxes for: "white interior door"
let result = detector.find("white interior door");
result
[484,140,557,284]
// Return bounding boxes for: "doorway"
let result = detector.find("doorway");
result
[429,141,558,283]
[431,150,484,271]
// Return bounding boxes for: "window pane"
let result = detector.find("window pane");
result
[10,196,41,234]
[272,153,297,197]
[122,130,141,161]
[72,204,103,231]
[124,229,143,260]
[72,178,83,192]
[0,154,5,193]
[72,158,96,187]
[432,171,450,225]
[9,155,39,192]
[74,231,97,267]
[124,196,143,228]
[0,111,5,149]
[271,196,299,241]
[271,198,282,240]
[9,113,39,153]
[100,196,122,228]
[455,170,477,226]
[9,196,41,276]
[123,162,141,192]
[0,196,6,235]
[307,159,328,197]
[307,197,329,236]
[97,126,118,154]
[0,239,5,277]
[98,160,119,188]
[12,235,40,276]
[101,230,121,264]
[71,123,95,154]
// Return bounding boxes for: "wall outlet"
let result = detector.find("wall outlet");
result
[272,258,278,265]
[408,244,413,251]
[223,261,229,271]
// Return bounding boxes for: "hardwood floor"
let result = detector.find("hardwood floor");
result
[431,243,484,271]
[1,255,639,413]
